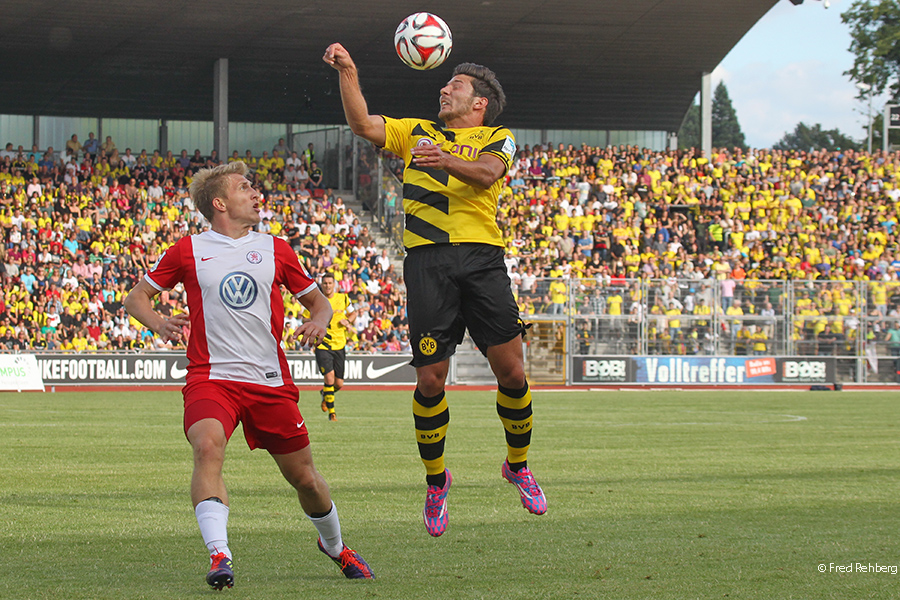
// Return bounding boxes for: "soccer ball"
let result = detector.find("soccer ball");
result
[394,12,452,71]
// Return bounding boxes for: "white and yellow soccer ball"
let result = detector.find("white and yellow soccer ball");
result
[394,12,452,71]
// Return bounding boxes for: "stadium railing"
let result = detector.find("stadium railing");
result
[510,277,898,385]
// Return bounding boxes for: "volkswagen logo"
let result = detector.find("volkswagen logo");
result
[219,271,259,310]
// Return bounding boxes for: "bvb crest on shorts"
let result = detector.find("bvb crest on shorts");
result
[419,335,437,356]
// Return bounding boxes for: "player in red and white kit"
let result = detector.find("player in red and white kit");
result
[124,161,372,590]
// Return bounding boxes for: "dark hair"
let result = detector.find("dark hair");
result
[452,63,506,126]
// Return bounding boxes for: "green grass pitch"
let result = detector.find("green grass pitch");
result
[1,388,898,599]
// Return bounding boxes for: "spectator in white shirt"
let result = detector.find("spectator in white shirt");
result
[147,179,164,200]
[286,151,303,170]
[26,177,43,198]
[121,148,137,168]
[354,309,372,333]
[376,249,391,272]
[284,162,299,184]
[334,216,350,236]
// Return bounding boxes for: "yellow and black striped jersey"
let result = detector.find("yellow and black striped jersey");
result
[303,292,354,351]
[382,117,516,249]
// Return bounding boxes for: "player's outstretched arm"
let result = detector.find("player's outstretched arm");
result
[340,310,356,332]
[124,279,189,342]
[323,43,386,147]
[293,287,333,348]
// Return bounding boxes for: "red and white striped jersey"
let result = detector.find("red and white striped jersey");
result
[145,230,317,387]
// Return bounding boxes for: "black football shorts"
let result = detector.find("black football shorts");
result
[404,243,525,367]
[315,347,346,379]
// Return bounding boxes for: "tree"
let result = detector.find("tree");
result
[842,1,900,101]
[773,122,861,151]
[677,82,747,150]
[677,102,699,150]
[712,82,746,150]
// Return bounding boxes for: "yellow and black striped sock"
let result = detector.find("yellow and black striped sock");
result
[497,382,532,471]
[323,385,335,415]
[413,388,448,487]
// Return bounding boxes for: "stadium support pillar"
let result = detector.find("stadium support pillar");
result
[352,134,359,199]
[213,58,229,162]
[159,119,168,155]
[32,116,40,150]
[338,126,344,191]
[884,104,897,153]
[700,72,712,157]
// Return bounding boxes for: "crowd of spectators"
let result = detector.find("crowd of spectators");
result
[2,132,900,357]
[0,135,408,353]
[492,142,900,357]
[499,143,899,282]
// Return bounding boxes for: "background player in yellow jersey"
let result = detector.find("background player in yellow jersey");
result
[303,272,356,422]
[324,42,546,537]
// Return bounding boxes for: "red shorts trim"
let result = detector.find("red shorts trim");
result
[183,379,310,454]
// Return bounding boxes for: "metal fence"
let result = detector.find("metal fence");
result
[518,277,900,385]
[356,143,404,251]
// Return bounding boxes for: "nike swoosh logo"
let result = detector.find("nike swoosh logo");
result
[170,363,188,379]
[201,256,216,261]
[297,420,305,429]
[365,361,409,379]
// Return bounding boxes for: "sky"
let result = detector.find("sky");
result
[713,0,888,149]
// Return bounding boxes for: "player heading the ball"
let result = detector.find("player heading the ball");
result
[323,41,546,537]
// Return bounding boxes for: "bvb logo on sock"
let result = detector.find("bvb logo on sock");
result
[419,336,437,356]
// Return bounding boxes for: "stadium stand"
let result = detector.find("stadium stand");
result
[0,142,407,354]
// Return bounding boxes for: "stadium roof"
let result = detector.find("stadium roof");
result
[0,0,778,132]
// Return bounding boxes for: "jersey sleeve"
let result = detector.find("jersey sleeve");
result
[273,237,317,297]
[478,127,516,173]
[382,116,414,159]
[145,236,188,291]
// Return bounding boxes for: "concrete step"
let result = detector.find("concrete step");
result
[453,337,495,384]
[334,190,405,272]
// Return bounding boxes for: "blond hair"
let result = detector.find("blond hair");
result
[189,161,249,221]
